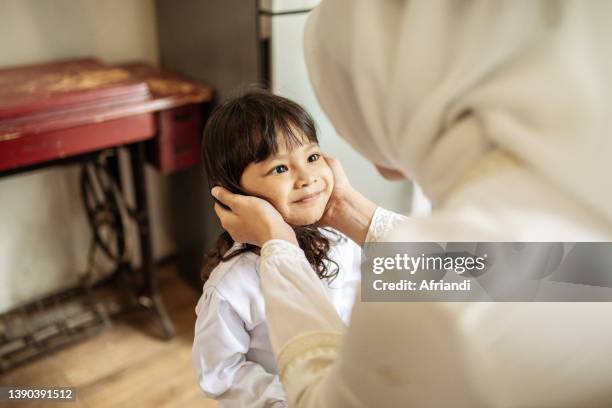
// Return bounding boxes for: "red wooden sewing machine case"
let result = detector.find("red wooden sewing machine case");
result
[0,58,213,174]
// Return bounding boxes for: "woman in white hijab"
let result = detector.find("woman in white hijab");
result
[211,0,612,406]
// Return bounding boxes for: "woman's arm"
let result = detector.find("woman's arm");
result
[257,207,410,407]
[193,287,288,407]
[257,241,347,407]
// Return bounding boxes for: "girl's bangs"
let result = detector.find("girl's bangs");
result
[248,109,318,163]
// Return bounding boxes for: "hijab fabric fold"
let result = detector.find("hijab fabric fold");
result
[304,0,612,225]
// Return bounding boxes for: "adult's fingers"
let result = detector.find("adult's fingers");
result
[324,154,349,182]
[211,186,239,210]
[323,154,337,166]
[323,154,343,174]
[213,202,234,228]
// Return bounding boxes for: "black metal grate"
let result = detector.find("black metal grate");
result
[0,281,110,373]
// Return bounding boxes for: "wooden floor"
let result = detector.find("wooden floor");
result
[0,265,218,407]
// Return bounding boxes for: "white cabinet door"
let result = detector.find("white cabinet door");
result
[268,12,412,213]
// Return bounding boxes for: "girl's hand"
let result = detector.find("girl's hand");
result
[211,187,298,247]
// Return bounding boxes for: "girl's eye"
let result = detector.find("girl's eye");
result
[307,153,320,163]
[271,165,288,174]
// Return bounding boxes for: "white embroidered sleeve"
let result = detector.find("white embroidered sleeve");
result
[258,240,346,407]
[258,240,345,354]
[365,207,409,243]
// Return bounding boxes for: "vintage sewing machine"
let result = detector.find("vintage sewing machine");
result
[0,58,213,371]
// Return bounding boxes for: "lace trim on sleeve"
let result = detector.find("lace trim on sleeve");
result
[276,330,344,380]
[261,239,306,259]
[365,207,407,243]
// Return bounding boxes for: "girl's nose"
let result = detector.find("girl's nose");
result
[295,168,317,188]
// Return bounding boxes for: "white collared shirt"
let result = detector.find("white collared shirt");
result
[192,230,361,407]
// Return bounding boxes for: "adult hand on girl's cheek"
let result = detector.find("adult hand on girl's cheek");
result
[211,187,298,247]
[320,156,354,227]
[320,156,378,245]
[324,156,352,194]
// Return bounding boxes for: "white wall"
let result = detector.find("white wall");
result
[0,0,175,313]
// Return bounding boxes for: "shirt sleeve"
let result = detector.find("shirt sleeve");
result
[365,207,409,243]
[192,287,288,408]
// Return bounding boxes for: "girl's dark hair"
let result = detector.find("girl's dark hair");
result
[201,88,342,283]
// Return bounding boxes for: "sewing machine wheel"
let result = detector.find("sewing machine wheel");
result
[80,156,129,266]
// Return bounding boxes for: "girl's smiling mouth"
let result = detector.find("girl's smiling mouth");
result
[293,191,322,204]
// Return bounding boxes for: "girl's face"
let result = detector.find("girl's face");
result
[240,134,334,226]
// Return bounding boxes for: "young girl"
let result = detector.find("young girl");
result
[192,90,361,407]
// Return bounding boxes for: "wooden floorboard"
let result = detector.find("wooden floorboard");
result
[0,265,217,408]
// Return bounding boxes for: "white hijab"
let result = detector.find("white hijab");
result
[304,0,612,226]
